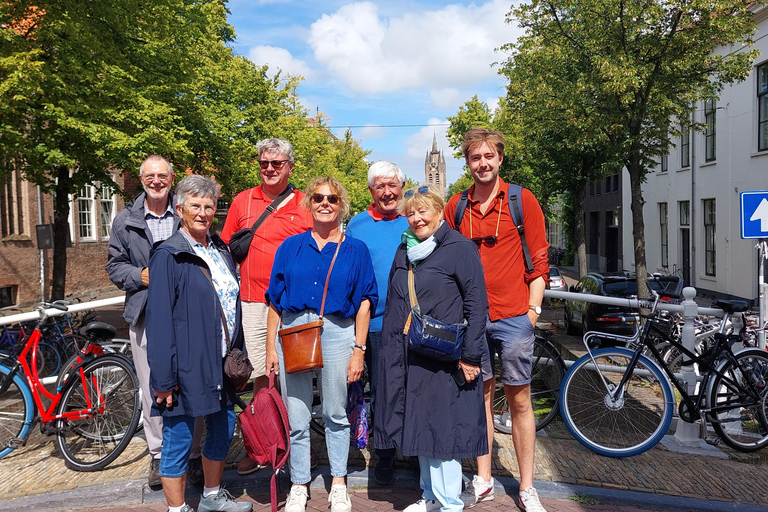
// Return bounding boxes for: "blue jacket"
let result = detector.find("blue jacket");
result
[374,222,489,460]
[105,192,180,325]
[145,231,244,417]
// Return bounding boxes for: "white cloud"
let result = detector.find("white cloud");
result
[309,0,518,94]
[429,88,463,109]
[359,125,387,139]
[485,95,501,115]
[247,46,312,79]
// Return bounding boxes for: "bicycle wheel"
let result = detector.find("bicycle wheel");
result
[0,364,35,459]
[36,341,63,378]
[708,348,768,452]
[560,348,674,457]
[55,355,140,471]
[493,338,565,433]
[530,339,564,430]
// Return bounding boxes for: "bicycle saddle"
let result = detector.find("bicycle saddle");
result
[711,299,750,314]
[80,321,117,340]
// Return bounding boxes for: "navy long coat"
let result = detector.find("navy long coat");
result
[374,222,489,460]
[146,231,244,418]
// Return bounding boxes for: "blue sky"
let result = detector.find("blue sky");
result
[225,0,524,186]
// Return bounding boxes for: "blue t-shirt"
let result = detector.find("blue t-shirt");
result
[346,211,409,332]
[266,231,378,319]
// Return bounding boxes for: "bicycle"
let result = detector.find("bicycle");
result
[493,329,566,433]
[0,303,141,471]
[559,276,768,457]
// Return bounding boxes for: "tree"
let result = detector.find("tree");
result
[507,0,759,294]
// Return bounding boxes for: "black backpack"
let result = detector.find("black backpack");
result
[454,183,534,273]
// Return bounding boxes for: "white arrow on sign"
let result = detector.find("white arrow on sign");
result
[750,198,768,232]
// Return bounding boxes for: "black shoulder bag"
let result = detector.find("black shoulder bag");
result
[229,184,295,264]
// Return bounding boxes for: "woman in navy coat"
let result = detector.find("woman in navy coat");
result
[146,175,251,512]
[374,185,489,512]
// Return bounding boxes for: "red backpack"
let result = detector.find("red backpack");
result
[239,372,290,512]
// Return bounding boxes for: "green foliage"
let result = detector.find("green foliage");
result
[0,1,371,297]
[445,172,475,198]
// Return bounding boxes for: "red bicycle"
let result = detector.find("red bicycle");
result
[0,302,140,471]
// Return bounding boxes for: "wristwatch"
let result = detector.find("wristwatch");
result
[354,344,367,351]
[529,305,542,315]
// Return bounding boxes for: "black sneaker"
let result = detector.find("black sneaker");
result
[148,458,162,487]
[188,456,204,486]
[373,456,394,485]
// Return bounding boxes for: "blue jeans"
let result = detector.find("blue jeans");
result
[418,456,463,512]
[277,310,354,484]
[159,406,236,478]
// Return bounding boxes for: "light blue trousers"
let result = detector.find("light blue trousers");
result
[418,456,464,512]
[277,310,353,484]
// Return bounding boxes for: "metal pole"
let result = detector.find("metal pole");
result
[37,185,45,302]
[760,240,767,350]
[674,286,701,445]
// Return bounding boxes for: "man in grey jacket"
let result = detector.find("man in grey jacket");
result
[106,155,203,487]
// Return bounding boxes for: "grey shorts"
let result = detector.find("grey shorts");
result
[480,314,535,386]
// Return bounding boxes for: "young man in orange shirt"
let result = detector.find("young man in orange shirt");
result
[445,128,549,512]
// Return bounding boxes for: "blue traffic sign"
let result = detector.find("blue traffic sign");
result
[741,191,768,239]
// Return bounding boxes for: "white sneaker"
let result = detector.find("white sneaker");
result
[519,486,547,512]
[285,485,308,512]
[461,475,495,508]
[403,498,440,512]
[328,484,351,512]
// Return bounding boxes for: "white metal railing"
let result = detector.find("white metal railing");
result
[0,296,125,327]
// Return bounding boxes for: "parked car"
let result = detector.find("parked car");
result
[547,266,567,293]
[563,273,680,339]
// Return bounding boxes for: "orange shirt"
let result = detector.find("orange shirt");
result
[221,186,313,303]
[445,179,549,321]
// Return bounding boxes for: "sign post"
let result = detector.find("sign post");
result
[740,191,768,349]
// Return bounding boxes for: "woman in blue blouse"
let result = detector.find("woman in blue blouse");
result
[265,176,377,512]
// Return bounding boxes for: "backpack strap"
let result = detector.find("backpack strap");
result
[507,184,534,274]
[453,190,469,229]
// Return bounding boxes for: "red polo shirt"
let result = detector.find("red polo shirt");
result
[221,185,313,303]
[446,179,549,321]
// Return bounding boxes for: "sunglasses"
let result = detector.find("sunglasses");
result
[472,235,497,247]
[404,186,430,198]
[259,159,290,170]
[311,193,340,204]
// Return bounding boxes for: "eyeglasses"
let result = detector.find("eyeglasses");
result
[259,159,290,170]
[311,193,340,204]
[404,186,430,198]
[143,173,171,183]
[472,235,497,247]
[183,204,215,215]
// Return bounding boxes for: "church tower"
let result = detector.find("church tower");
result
[424,133,447,195]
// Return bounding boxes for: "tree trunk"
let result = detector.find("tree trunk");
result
[50,166,73,301]
[628,155,648,299]
[573,186,587,278]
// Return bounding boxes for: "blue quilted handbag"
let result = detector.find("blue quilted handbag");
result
[404,266,467,362]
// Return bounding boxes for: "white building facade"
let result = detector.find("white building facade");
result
[624,6,768,302]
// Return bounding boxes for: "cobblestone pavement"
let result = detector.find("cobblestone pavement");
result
[2,299,768,510]
[63,488,711,512]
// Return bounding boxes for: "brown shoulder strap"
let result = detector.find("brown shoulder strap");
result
[318,235,344,319]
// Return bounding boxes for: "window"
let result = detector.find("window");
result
[428,174,433,183]
[0,285,16,308]
[660,154,668,173]
[77,185,96,241]
[589,181,595,196]
[596,180,601,195]
[680,123,690,168]
[1,167,29,238]
[659,203,668,267]
[612,174,619,192]
[704,99,716,162]
[704,199,716,276]
[679,200,690,226]
[605,176,611,192]
[99,182,116,240]
[759,62,768,151]
[435,174,440,185]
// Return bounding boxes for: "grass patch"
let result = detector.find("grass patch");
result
[570,493,600,505]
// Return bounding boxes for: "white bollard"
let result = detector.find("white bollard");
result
[674,286,702,446]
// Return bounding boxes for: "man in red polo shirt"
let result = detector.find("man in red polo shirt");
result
[221,138,313,475]
[446,128,549,512]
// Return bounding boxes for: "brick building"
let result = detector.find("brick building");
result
[0,170,142,307]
